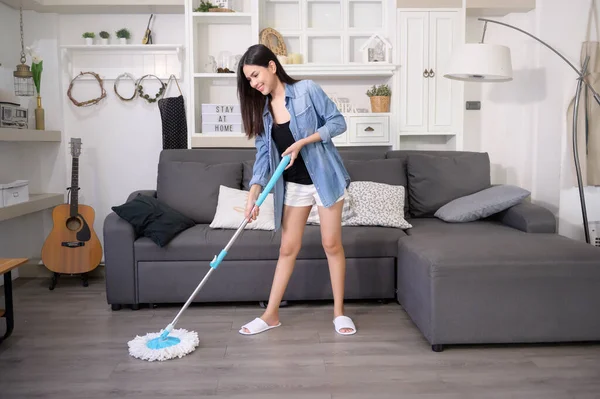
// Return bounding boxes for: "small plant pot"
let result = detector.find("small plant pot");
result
[370,96,390,113]
[119,38,127,45]
[101,38,108,45]
[85,37,93,45]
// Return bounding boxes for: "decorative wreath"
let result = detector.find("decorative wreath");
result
[113,72,137,101]
[67,71,107,107]
[260,27,287,56]
[136,74,166,103]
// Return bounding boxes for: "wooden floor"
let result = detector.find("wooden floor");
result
[1,276,599,399]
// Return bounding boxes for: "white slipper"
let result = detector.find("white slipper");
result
[333,315,357,335]
[239,317,281,335]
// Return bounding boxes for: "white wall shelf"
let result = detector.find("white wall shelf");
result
[193,12,254,23]
[465,0,536,16]
[194,63,397,78]
[60,44,185,80]
[283,63,398,77]
[0,0,184,14]
[0,129,62,142]
[0,193,64,223]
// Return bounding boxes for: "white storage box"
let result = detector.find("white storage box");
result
[0,180,29,208]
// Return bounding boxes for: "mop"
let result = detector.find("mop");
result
[127,154,291,361]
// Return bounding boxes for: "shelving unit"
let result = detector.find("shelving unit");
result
[0,194,64,223]
[187,0,399,148]
[0,129,61,142]
[0,128,64,223]
[60,44,185,80]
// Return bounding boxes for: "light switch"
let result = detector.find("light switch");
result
[466,101,481,110]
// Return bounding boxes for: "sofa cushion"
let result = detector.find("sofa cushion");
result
[344,158,408,213]
[242,153,395,192]
[134,224,407,262]
[157,161,243,223]
[434,185,531,222]
[400,218,600,279]
[111,193,195,247]
[210,185,275,230]
[406,152,491,217]
[341,181,412,229]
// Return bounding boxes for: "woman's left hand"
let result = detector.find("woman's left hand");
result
[282,141,305,170]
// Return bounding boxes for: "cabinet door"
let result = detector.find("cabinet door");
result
[427,11,460,134]
[398,11,429,133]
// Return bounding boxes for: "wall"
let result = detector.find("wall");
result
[58,13,187,255]
[0,5,66,282]
[463,0,600,243]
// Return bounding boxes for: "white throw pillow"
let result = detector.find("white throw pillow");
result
[342,181,412,229]
[209,185,275,230]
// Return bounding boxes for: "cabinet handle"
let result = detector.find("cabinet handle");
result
[364,126,374,132]
[423,69,429,78]
[429,69,435,77]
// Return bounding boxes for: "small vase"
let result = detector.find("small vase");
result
[101,38,108,45]
[85,37,93,45]
[119,38,127,45]
[35,95,45,130]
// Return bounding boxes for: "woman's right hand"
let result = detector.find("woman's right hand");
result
[245,191,259,223]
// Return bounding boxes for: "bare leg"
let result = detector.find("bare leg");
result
[241,204,311,333]
[318,199,354,334]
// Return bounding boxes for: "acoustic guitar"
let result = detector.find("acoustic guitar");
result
[41,138,103,290]
[142,14,154,44]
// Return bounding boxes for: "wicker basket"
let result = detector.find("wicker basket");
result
[370,96,390,113]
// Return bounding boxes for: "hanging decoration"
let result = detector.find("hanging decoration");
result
[67,71,107,107]
[13,6,34,97]
[113,72,137,101]
[157,74,188,149]
[136,74,166,103]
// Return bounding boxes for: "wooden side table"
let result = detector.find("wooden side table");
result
[0,258,28,345]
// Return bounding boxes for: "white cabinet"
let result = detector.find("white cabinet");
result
[397,10,461,137]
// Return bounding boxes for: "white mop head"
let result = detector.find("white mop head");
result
[127,328,199,362]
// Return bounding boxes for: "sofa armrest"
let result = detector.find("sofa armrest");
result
[494,202,556,233]
[103,211,137,306]
[127,189,157,202]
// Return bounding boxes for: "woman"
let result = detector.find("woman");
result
[236,44,356,336]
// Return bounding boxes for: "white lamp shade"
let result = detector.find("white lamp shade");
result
[444,43,513,82]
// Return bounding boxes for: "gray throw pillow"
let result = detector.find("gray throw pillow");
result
[407,152,491,217]
[434,185,531,222]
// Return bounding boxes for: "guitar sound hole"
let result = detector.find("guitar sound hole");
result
[66,216,82,231]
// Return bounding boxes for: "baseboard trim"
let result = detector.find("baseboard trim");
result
[18,261,105,279]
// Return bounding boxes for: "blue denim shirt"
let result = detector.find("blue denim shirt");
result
[248,80,350,231]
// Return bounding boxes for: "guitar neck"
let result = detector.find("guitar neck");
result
[70,157,79,217]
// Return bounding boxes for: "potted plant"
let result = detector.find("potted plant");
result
[99,31,110,45]
[366,84,391,113]
[116,28,131,44]
[82,32,95,45]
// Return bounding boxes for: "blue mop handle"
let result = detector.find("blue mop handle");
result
[256,154,291,207]
[160,155,291,339]
[208,154,291,270]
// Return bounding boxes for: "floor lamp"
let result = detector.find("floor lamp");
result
[444,17,600,245]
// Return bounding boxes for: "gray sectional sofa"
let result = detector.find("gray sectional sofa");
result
[103,148,600,351]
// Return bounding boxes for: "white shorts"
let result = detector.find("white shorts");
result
[284,182,346,207]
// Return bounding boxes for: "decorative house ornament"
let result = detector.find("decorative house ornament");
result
[360,33,392,63]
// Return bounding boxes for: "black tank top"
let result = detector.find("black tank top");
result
[272,121,313,185]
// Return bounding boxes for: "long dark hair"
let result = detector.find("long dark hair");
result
[237,44,299,138]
